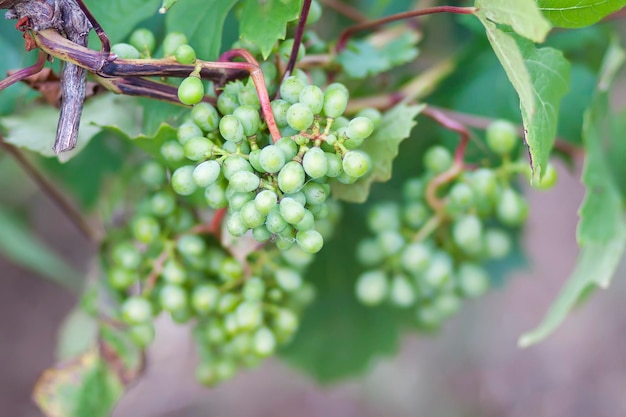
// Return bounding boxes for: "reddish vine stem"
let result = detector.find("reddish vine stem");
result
[282,0,312,80]
[143,246,170,293]
[0,51,47,90]
[337,6,476,51]
[0,138,103,242]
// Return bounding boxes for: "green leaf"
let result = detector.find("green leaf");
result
[332,103,424,203]
[140,98,187,136]
[57,307,99,361]
[1,94,141,163]
[537,0,626,28]
[166,0,238,60]
[519,41,626,347]
[103,123,178,167]
[83,0,161,44]
[337,32,420,79]
[239,0,303,59]
[518,39,571,182]
[475,0,552,43]
[0,209,82,292]
[281,204,400,382]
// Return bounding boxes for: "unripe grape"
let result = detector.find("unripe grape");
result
[302,147,328,178]
[452,214,483,254]
[303,182,328,205]
[160,140,185,164]
[128,323,155,348]
[299,85,324,114]
[226,211,248,237]
[178,76,204,106]
[191,103,220,132]
[279,197,306,224]
[191,284,220,314]
[254,190,277,215]
[286,190,306,206]
[111,242,142,270]
[296,229,323,253]
[240,200,266,228]
[183,137,214,161]
[233,105,261,137]
[389,274,416,308]
[486,119,518,155]
[280,245,315,269]
[287,103,314,131]
[403,202,430,229]
[401,242,431,275]
[307,0,323,24]
[402,177,425,201]
[434,292,461,318]
[108,267,137,290]
[469,168,498,203]
[159,284,187,313]
[496,188,529,226]
[275,268,303,292]
[193,160,221,187]
[367,202,401,233]
[140,161,167,188]
[323,86,348,118]
[222,155,252,180]
[325,152,343,177]
[163,32,188,57]
[177,122,202,144]
[275,137,299,160]
[422,252,453,288]
[355,269,388,306]
[276,236,296,251]
[121,297,153,324]
[174,44,196,64]
[347,116,374,141]
[177,234,206,258]
[252,225,271,242]
[236,301,263,331]
[131,215,160,243]
[336,171,358,184]
[447,182,475,212]
[271,99,291,127]
[356,238,385,267]
[342,150,370,178]
[484,228,512,259]
[229,171,260,193]
[266,206,289,233]
[161,259,187,285]
[532,163,558,190]
[377,230,405,256]
[356,107,382,128]
[416,304,442,328]
[424,146,453,174]
[279,39,306,62]
[217,92,239,115]
[259,145,287,173]
[219,114,245,142]
[171,165,197,195]
[238,84,261,109]
[205,182,228,208]
[457,263,489,297]
[243,277,265,301]
[253,327,277,357]
[272,308,299,341]
[295,210,315,231]
[277,161,306,194]
[111,43,140,59]
[280,76,306,104]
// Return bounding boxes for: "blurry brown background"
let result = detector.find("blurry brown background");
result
[2,158,626,417]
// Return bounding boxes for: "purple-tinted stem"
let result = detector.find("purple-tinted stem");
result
[0,51,46,91]
[282,0,312,80]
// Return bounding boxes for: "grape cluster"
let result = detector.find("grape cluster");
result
[354,120,545,328]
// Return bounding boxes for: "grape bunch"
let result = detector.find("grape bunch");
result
[354,120,556,328]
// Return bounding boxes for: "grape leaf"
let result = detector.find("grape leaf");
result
[166,0,238,60]
[332,103,424,203]
[519,41,626,347]
[281,204,400,382]
[239,0,303,59]
[0,209,83,292]
[1,94,141,163]
[475,0,551,43]
[337,32,420,79]
[83,0,161,44]
[537,0,626,28]
[103,123,178,167]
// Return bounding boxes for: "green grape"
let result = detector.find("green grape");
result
[217,92,239,115]
[223,313,240,336]
[356,238,385,267]
[129,28,155,55]
[294,210,315,231]
[219,114,245,142]
[468,168,498,202]
[193,160,221,187]
[389,274,416,308]
[356,107,382,128]
[532,163,558,190]
[496,188,529,226]
[336,171,357,184]
[452,214,483,254]
[279,75,306,104]
[403,201,430,229]
[447,182,475,212]
[171,165,198,195]
[248,149,266,173]
[342,151,370,178]
[217,293,240,313]
[163,32,188,57]
[322,85,348,118]
[140,161,167,188]
[121,297,153,324]
[433,292,461,318]
[355,269,388,306]
[287,103,314,131]
[377,230,405,256]
[286,191,307,206]
[276,236,296,251]
[280,245,315,269]
[252,327,276,357]
[303,182,328,205]
[191,102,220,132]
[229,171,261,193]
[402,177,425,201]
[486,119,518,155]
[279,39,306,62]
[226,212,248,237]
[296,229,323,253]
[111,43,140,59]
[424,146,453,174]
[162,259,187,285]
[299,85,324,114]
[131,215,160,243]
[259,145,287,173]
[240,200,266,228]
[271,99,291,127]
[324,152,342,177]
[347,116,374,141]
[191,284,220,314]
[167,208,195,233]
[275,137,299,160]
[367,202,401,233]
[235,301,263,331]
[279,197,306,224]
[261,61,278,92]
[275,268,302,292]
[222,155,252,180]
[253,225,272,242]
[229,192,255,211]
[422,251,453,288]
[205,182,228,209]
[233,105,261,137]
[266,206,289,233]
[400,242,431,275]
[457,263,489,297]
[128,323,155,348]
[178,76,204,106]
[238,84,261,109]
[177,234,206,258]
[220,257,245,282]
[302,147,328,178]
[196,362,219,386]
[108,267,137,290]
[159,284,188,313]
[277,161,306,193]
[111,242,142,269]
[160,140,185,164]
[484,228,512,259]
[254,190,277,215]
[331,116,349,130]
[243,277,265,301]
[416,304,442,328]
[183,136,214,161]
[174,44,196,64]
[177,121,203,144]
[272,308,299,342]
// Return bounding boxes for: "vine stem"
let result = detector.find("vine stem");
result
[319,0,369,23]
[0,138,103,243]
[337,6,476,51]
[282,0,312,80]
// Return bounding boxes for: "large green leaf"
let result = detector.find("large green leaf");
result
[1,94,141,163]
[332,103,424,203]
[83,0,161,44]
[0,209,82,292]
[475,0,552,43]
[519,41,626,347]
[537,0,626,28]
[281,204,400,382]
[239,0,303,59]
[165,0,238,60]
